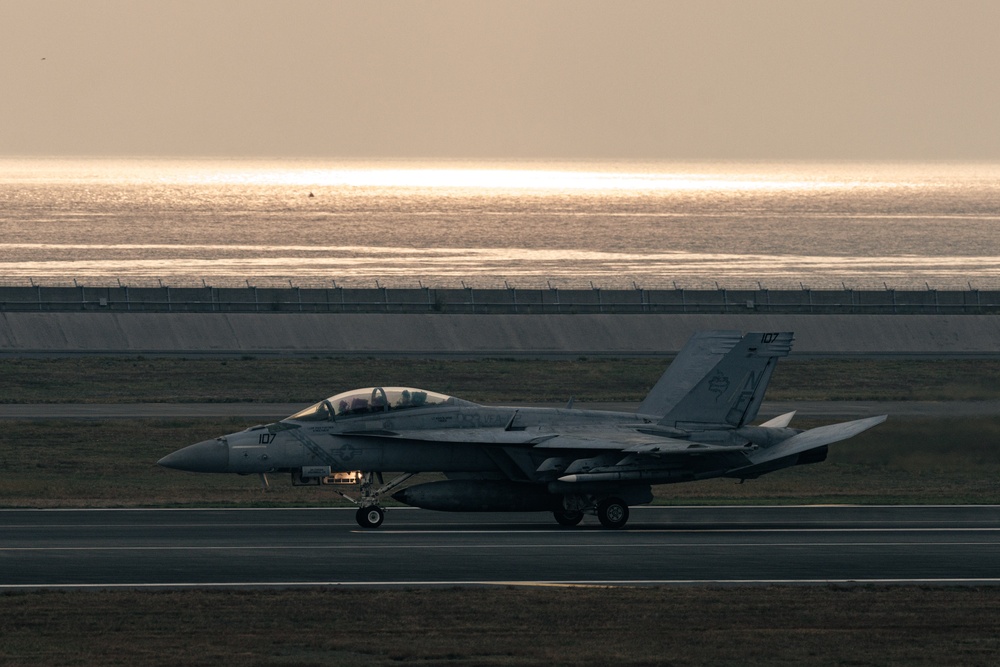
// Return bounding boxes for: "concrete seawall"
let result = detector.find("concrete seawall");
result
[2,313,1000,356]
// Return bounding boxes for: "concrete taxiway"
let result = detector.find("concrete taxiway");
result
[2,506,999,589]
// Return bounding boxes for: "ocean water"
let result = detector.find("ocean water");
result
[1,157,999,289]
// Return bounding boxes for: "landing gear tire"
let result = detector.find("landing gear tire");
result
[356,506,385,529]
[553,510,584,527]
[597,498,629,529]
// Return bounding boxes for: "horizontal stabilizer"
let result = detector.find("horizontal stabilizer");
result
[747,415,887,465]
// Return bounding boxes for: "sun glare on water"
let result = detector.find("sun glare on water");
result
[194,166,831,192]
[5,157,956,192]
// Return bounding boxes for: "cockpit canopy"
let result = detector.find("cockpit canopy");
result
[286,387,476,422]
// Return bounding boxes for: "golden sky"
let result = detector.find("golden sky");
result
[2,0,998,160]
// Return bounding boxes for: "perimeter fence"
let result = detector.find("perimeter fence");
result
[1,285,998,314]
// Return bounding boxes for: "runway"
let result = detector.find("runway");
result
[3,506,999,589]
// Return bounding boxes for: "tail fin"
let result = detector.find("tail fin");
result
[656,331,793,429]
[637,331,742,417]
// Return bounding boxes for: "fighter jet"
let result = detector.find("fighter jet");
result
[158,331,886,529]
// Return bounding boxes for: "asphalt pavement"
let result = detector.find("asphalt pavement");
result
[3,506,999,589]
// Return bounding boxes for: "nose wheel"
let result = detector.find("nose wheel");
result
[356,505,385,528]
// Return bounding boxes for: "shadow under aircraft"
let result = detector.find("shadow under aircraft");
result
[159,331,886,529]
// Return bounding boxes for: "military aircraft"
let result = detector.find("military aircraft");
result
[158,331,886,529]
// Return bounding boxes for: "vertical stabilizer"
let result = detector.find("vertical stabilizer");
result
[657,332,793,428]
[637,331,742,418]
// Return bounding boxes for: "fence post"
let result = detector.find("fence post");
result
[634,282,646,313]
[884,283,896,314]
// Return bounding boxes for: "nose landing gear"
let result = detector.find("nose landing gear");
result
[356,505,385,528]
[333,471,415,529]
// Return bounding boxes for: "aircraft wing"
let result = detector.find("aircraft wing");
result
[346,426,751,457]
[346,416,884,462]
[533,432,753,456]
[746,415,888,465]
[343,428,559,446]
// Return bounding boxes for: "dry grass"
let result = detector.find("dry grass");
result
[2,357,1000,404]
[773,358,1000,402]
[2,587,999,666]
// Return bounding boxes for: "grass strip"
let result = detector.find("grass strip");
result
[2,587,999,666]
[2,357,1000,404]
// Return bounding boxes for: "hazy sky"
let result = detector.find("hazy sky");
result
[3,0,999,160]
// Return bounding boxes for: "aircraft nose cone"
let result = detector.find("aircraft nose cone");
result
[157,439,229,473]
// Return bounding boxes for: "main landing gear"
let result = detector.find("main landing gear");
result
[332,471,415,529]
[553,496,631,529]
[596,497,630,529]
[553,509,584,527]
